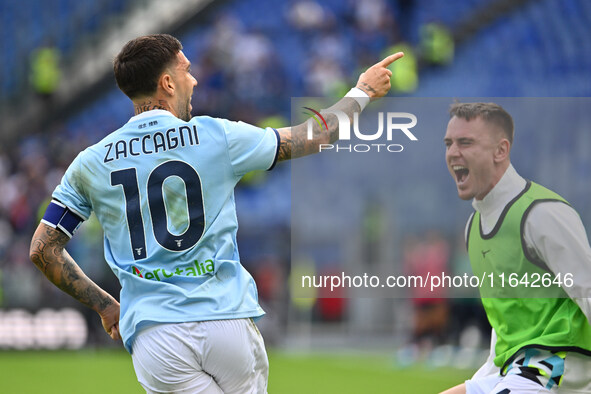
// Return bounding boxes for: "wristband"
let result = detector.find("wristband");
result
[345,87,370,111]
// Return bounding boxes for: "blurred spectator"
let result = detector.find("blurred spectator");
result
[305,56,347,96]
[394,0,416,39]
[383,43,418,93]
[287,0,332,31]
[419,22,454,66]
[403,231,451,350]
[310,31,352,65]
[348,0,401,58]
[197,14,287,116]
[229,30,286,112]
[208,14,243,67]
[362,198,388,267]
[29,45,61,100]
[250,256,288,345]
[191,51,230,117]
[315,264,347,322]
[3,238,40,309]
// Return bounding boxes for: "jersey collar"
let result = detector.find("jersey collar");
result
[472,164,526,222]
[128,109,176,123]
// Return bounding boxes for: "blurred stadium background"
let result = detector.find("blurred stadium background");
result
[1,0,590,392]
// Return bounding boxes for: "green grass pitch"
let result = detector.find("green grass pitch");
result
[0,349,474,393]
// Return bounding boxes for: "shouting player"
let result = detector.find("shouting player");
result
[29,34,403,393]
[441,102,591,394]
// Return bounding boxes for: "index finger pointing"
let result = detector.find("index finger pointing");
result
[378,52,404,67]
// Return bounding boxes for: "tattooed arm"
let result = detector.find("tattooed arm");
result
[30,223,121,340]
[276,52,404,161]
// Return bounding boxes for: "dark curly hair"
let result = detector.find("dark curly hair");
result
[114,34,183,99]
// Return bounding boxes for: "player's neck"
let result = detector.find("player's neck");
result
[132,97,174,116]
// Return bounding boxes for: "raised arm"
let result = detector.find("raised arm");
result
[276,52,404,161]
[29,222,121,340]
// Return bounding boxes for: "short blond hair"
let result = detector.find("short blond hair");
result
[449,102,514,145]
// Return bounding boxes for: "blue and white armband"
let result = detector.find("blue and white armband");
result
[41,200,85,238]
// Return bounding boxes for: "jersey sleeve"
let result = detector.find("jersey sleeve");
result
[51,152,92,221]
[221,119,280,176]
[524,201,591,321]
[472,328,499,379]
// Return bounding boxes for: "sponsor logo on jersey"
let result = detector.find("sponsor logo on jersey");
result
[131,258,214,281]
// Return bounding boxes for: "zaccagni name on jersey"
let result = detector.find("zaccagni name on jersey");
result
[104,125,199,163]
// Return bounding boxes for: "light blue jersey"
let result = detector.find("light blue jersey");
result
[52,110,280,352]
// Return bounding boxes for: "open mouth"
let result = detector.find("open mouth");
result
[452,165,469,184]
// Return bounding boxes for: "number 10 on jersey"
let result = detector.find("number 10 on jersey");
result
[110,160,205,260]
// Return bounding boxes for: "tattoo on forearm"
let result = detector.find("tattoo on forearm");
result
[30,225,113,312]
[277,97,361,161]
[277,133,293,160]
[134,100,167,115]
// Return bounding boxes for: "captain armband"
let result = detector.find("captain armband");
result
[41,200,85,238]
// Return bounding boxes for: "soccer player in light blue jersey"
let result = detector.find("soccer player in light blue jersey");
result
[29,34,402,393]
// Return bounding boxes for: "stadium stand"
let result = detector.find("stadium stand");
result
[1,0,590,347]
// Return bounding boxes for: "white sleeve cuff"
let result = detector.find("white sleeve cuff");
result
[345,87,370,111]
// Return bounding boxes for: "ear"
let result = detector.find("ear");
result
[494,139,510,163]
[159,72,175,96]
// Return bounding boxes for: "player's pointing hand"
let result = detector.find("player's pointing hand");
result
[356,52,404,101]
[378,52,405,67]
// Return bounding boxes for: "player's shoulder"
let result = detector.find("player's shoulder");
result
[523,181,573,216]
[81,125,127,158]
[189,115,266,141]
[190,115,231,129]
[528,181,566,200]
[186,115,235,143]
[523,182,580,232]
[192,115,262,130]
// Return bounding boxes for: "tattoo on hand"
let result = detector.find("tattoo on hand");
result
[358,82,377,95]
